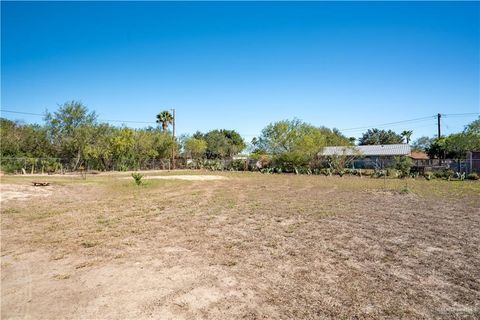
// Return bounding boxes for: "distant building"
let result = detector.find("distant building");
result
[410,151,429,161]
[318,144,411,169]
[319,144,411,157]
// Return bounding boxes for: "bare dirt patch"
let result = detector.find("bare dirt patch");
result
[0,183,53,203]
[1,173,479,319]
[142,175,227,181]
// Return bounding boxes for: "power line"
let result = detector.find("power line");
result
[0,109,157,125]
[0,109,43,116]
[2,108,478,136]
[442,112,479,118]
[339,116,436,132]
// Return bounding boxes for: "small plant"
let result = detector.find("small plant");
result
[424,172,434,181]
[444,169,455,181]
[131,172,144,185]
[400,186,410,194]
[455,172,466,181]
[81,240,98,248]
[320,168,332,176]
[467,172,479,180]
[373,169,386,178]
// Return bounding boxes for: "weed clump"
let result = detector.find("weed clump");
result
[467,172,479,180]
[131,172,144,186]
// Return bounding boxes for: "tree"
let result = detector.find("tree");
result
[44,101,97,170]
[184,137,207,159]
[426,118,480,159]
[255,119,350,171]
[411,136,434,152]
[83,123,115,170]
[156,111,173,132]
[465,118,480,135]
[358,128,403,145]
[401,130,413,144]
[203,129,246,159]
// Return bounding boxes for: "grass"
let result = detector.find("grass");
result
[1,170,479,319]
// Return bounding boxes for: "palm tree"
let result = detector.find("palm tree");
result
[401,130,413,144]
[156,111,173,132]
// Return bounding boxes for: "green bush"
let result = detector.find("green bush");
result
[202,159,224,171]
[393,156,413,178]
[424,172,434,181]
[226,159,246,171]
[131,172,143,186]
[433,171,445,179]
[272,152,309,173]
[467,172,479,180]
[444,169,455,180]
[373,169,386,178]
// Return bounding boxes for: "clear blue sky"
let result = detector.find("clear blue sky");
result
[2,1,479,141]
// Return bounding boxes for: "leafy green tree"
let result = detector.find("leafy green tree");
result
[411,136,434,152]
[359,128,403,145]
[156,111,173,132]
[111,127,135,162]
[184,137,207,159]
[256,119,321,154]
[203,129,246,159]
[465,118,480,134]
[0,119,53,158]
[44,101,97,169]
[427,118,480,159]
[256,119,350,171]
[83,123,115,170]
[401,130,413,144]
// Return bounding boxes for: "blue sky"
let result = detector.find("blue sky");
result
[1,1,479,141]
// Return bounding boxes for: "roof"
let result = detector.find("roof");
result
[410,151,429,160]
[319,144,411,157]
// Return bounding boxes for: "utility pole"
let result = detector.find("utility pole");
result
[437,113,441,139]
[437,113,443,165]
[171,108,176,169]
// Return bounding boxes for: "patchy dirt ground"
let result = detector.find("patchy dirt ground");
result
[121,175,228,181]
[1,172,479,319]
[0,183,53,202]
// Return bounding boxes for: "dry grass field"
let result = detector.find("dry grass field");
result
[1,171,479,319]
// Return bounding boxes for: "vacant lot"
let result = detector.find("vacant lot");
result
[1,171,479,319]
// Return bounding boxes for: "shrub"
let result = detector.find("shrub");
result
[455,172,466,181]
[320,168,332,176]
[202,159,224,171]
[227,159,246,171]
[386,168,398,178]
[272,152,309,173]
[424,172,434,181]
[444,169,455,181]
[131,172,143,186]
[433,171,445,179]
[373,169,386,178]
[393,156,413,178]
[467,172,479,180]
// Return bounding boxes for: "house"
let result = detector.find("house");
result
[319,144,411,157]
[318,144,411,169]
[410,151,429,161]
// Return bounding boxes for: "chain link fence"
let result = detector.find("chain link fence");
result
[1,156,479,175]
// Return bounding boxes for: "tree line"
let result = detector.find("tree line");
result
[1,100,479,173]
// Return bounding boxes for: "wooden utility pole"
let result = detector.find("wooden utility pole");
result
[437,113,441,139]
[172,108,176,169]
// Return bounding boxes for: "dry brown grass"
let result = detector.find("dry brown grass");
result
[1,171,480,319]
